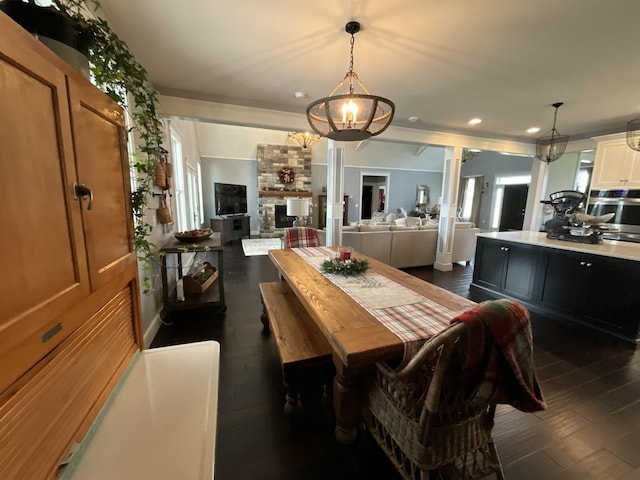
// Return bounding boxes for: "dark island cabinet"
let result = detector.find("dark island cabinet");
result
[539,250,640,337]
[473,237,540,302]
[471,236,640,346]
[538,251,586,315]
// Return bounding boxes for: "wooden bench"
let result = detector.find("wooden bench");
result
[259,281,333,414]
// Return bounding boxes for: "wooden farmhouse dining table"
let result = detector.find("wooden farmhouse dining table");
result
[268,246,475,444]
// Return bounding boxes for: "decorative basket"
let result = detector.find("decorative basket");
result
[183,262,218,295]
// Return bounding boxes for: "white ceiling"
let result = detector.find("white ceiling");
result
[98,0,640,143]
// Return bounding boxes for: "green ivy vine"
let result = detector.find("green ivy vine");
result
[56,0,164,294]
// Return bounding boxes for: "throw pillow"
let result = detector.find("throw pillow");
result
[370,212,386,224]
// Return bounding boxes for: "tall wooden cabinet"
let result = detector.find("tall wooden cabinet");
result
[0,12,141,480]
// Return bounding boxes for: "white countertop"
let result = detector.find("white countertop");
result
[477,231,640,262]
[65,341,220,480]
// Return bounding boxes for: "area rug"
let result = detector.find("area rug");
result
[241,238,282,256]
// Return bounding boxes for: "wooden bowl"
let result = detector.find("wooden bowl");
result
[174,229,213,243]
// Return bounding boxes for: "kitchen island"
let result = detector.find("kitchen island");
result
[470,231,640,347]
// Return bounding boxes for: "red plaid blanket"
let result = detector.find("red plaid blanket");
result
[452,299,546,412]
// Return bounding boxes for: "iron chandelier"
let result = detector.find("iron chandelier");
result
[306,21,395,142]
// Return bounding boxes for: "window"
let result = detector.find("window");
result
[186,165,201,229]
[169,125,204,231]
[170,131,188,230]
[459,177,476,220]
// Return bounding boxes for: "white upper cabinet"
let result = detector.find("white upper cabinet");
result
[592,134,640,189]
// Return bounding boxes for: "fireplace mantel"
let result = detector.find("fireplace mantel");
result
[259,190,312,198]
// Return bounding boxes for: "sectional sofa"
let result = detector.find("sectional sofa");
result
[318,220,480,268]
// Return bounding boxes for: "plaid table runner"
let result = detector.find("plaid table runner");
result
[293,247,458,362]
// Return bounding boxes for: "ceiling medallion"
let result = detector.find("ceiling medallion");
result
[306,21,395,142]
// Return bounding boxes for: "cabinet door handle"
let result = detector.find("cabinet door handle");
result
[73,183,94,210]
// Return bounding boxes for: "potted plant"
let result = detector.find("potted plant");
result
[2,0,165,293]
[1,0,91,74]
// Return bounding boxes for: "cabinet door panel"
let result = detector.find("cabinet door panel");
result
[592,140,630,189]
[581,258,640,334]
[539,253,582,314]
[0,41,89,373]
[69,81,136,291]
[627,150,640,188]
[502,245,538,300]
[472,239,504,290]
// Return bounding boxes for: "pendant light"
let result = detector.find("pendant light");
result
[306,21,395,141]
[535,102,569,164]
[626,116,640,151]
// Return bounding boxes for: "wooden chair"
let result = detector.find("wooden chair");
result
[364,299,545,480]
[282,227,321,248]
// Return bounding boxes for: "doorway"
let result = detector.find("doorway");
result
[499,184,529,231]
[360,173,389,220]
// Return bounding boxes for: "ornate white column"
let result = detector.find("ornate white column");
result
[325,141,344,247]
[435,146,463,272]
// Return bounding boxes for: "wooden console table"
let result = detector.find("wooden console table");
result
[160,235,226,312]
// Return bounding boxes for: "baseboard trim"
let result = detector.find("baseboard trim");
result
[143,312,162,349]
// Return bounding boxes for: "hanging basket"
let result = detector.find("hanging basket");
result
[157,195,172,224]
[154,161,167,189]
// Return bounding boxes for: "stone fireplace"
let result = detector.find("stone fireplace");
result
[257,144,312,237]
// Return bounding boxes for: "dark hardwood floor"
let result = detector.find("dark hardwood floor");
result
[151,241,640,480]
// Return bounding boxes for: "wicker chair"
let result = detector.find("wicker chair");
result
[364,299,544,480]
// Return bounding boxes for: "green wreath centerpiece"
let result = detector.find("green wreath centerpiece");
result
[321,256,370,276]
[278,167,295,184]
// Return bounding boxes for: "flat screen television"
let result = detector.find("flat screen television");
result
[214,182,248,216]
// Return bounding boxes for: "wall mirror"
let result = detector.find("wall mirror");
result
[415,184,430,212]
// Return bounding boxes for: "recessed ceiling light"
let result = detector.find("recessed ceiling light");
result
[407,116,420,122]
[293,91,308,99]
[527,127,541,134]
[468,118,482,125]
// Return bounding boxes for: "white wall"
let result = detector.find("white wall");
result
[544,152,580,198]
